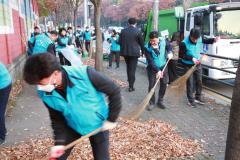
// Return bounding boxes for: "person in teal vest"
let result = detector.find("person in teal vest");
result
[107,30,120,68]
[23,53,121,159]
[144,31,173,110]
[32,31,58,55]
[0,62,12,145]
[27,31,40,56]
[57,28,73,66]
[57,28,71,49]
[83,26,92,52]
[179,28,215,107]
[74,26,84,49]
[67,26,74,46]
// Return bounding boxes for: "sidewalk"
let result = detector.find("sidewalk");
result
[4,61,230,160]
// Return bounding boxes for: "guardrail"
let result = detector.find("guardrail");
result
[200,54,238,100]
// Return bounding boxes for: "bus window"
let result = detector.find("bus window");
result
[186,13,191,31]
[215,10,240,39]
[194,12,210,36]
[202,13,210,35]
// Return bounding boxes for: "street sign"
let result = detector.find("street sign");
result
[175,7,184,18]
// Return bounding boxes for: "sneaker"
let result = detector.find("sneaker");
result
[187,101,197,108]
[107,66,112,69]
[195,97,205,105]
[147,104,155,111]
[157,101,166,109]
[128,87,135,92]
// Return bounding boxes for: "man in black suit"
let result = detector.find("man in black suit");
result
[119,18,145,92]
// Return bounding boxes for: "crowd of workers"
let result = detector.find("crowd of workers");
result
[0,17,214,160]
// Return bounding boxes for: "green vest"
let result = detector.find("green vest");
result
[145,39,167,69]
[38,66,109,135]
[33,33,53,54]
[110,35,120,52]
[57,36,69,50]
[84,31,91,41]
[0,62,12,89]
[182,36,203,65]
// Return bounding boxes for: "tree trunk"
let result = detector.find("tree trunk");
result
[73,8,77,28]
[225,58,240,159]
[92,1,103,71]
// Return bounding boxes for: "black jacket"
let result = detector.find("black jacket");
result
[118,26,145,57]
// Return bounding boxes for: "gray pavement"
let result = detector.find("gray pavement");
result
[4,61,230,160]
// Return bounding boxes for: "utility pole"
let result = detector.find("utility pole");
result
[153,0,159,31]
[84,0,88,27]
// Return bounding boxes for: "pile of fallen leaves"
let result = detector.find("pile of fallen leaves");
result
[7,80,23,113]
[112,79,128,88]
[0,119,203,160]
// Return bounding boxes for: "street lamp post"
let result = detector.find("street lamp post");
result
[153,0,159,31]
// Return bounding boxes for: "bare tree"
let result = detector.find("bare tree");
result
[182,0,193,10]
[90,0,103,71]
[66,0,83,27]
[225,59,240,159]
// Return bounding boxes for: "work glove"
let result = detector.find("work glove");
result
[156,70,163,79]
[102,121,117,131]
[167,53,173,60]
[201,54,208,62]
[192,57,200,65]
[50,145,65,159]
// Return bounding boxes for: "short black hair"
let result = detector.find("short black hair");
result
[23,53,61,85]
[67,26,72,30]
[128,18,137,25]
[149,31,159,39]
[59,28,66,35]
[50,30,58,36]
[190,28,201,39]
[171,32,180,42]
[112,29,117,35]
[34,26,39,30]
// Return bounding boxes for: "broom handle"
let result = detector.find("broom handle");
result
[64,128,102,150]
[62,59,172,150]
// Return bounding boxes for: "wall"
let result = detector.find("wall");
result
[0,0,39,82]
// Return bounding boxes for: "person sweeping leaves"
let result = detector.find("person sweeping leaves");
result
[23,53,122,160]
[144,31,173,111]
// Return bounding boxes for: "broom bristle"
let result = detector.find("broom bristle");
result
[128,89,156,120]
[166,64,197,104]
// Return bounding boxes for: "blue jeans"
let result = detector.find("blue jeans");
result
[0,84,12,140]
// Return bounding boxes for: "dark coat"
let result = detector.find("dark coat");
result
[118,26,145,57]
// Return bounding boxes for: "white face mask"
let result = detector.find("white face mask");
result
[152,44,158,49]
[38,76,57,92]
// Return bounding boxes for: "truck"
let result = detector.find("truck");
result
[143,2,240,79]
[184,2,240,79]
